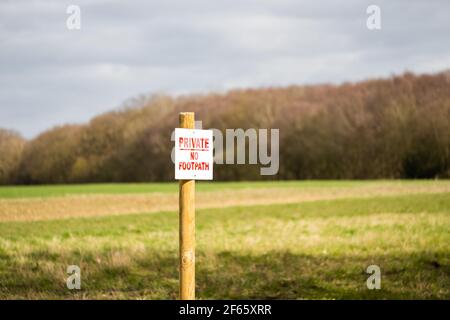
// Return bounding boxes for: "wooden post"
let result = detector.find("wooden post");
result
[179,112,195,300]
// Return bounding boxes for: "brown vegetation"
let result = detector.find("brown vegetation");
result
[1,71,449,184]
[0,129,25,184]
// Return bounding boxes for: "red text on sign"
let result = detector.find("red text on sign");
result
[179,137,210,150]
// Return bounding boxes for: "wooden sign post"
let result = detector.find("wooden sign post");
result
[179,112,196,300]
[175,112,214,300]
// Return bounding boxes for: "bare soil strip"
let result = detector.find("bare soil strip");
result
[0,184,449,222]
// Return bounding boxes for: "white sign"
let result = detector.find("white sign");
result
[175,128,213,180]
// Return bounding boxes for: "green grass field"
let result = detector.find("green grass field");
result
[0,181,449,299]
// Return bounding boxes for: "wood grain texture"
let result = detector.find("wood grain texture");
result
[179,112,196,300]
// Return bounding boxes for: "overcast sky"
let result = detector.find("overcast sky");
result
[1,0,449,138]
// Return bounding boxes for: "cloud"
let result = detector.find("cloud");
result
[0,0,449,138]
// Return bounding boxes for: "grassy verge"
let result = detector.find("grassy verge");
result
[1,180,448,199]
[0,191,448,299]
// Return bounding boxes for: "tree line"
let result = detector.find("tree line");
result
[0,71,449,184]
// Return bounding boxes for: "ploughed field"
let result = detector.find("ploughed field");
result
[0,180,449,299]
